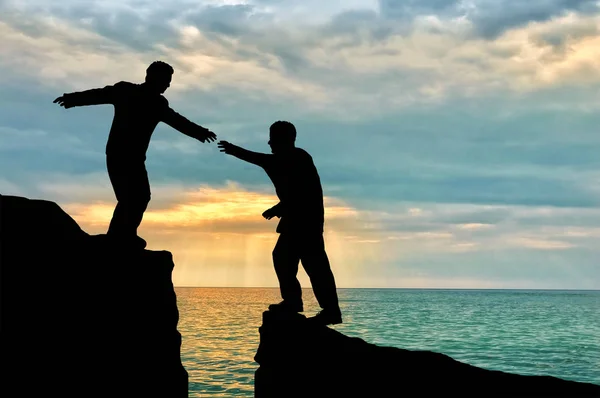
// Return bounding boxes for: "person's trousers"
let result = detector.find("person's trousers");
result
[272,231,340,311]
[106,156,151,238]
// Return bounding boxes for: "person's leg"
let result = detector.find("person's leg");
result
[128,162,151,237]
[106,157,150,247]
[107,156,129,236]
[300,232,342,323]
[271,233,303,311]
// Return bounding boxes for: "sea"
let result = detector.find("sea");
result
[176,288,600,397]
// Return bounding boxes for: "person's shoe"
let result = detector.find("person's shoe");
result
[307,308,342,326]
[268,300,304,313]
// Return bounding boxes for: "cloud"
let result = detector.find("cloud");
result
[378,0,600,39]
[4,87,600,211]
[508,237,576,250]
[4,0,600,117]
[0,19,148,90]
[7,170,600,287]
[39,172,600,259]
[51,181,385,286]
[63,181,360,233]
[0,178,25,196]
[467,0,599,38]
[455,223,494,230]
[2,0,600,288]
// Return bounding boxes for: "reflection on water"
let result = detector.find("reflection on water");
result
[177,288,600,397]
[177,288,284,397]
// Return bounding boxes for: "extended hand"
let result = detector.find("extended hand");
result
[262,207,279,220]
[198,127,217,143]
[217,140,235,154]
[53,95,75,109]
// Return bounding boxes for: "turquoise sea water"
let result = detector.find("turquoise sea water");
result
[176,288,600,397]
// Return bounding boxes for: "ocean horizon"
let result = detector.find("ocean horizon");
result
[175,287,600,291]
[176,287,600,397]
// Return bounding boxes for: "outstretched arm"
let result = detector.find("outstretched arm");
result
[162,107,216,143]
[217,140,272,167]
[53,83,120,109]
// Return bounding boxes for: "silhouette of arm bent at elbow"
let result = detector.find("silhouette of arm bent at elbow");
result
[162,106,216,143]
[218,140,282,220]
[263,202,285,219]
[53,82,125,108]
[270,202,284,215]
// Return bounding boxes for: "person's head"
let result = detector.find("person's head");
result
[145,61,174,94]
[268,121,296,153]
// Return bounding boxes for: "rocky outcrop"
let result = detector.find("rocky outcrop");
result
[0,194,188,398]
[254,310,600,397]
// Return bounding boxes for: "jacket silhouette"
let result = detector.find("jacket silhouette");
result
[218,121,342,325]
[227,146,324,234]
[54,61,216,248]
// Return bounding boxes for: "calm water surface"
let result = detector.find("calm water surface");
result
[176,288,600,397]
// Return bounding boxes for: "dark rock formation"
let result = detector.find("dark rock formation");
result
[0,194,188,397]
[254,310,600,397]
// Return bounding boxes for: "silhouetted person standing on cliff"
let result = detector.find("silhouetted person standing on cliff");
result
[218,121,342,325]
[53,61,216,249]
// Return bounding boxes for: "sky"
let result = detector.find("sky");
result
[1,0,600,289]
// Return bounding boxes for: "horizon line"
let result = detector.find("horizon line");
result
[173,286,600,291]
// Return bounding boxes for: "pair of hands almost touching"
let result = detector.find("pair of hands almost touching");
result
[216,140,235,155]
[197,128,217,143]
[53,95,272,219]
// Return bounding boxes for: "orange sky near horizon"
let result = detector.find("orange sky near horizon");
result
[64,184,391,288]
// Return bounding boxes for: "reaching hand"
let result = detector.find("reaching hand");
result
[217,140,235,155]
[53,95,75,109]
[262,207,279,220]
[198,127,217,143]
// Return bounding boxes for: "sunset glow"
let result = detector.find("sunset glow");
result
[1,0,600,288]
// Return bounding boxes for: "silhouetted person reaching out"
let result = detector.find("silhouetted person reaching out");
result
[53,61,216,249]
[218,121,342,325]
